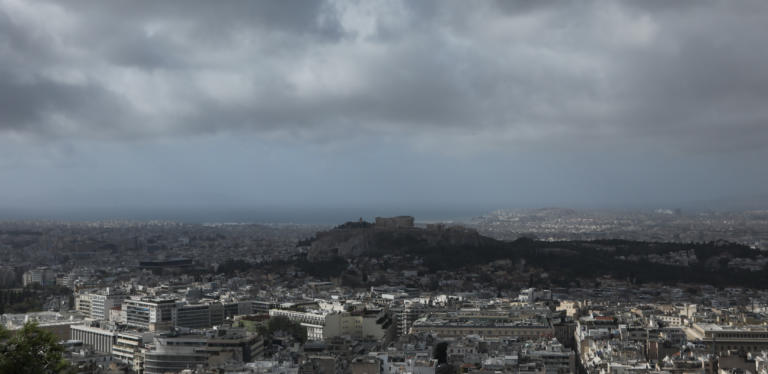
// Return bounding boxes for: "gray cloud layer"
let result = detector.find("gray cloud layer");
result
[3,0,768,218]
[1,0,767,152]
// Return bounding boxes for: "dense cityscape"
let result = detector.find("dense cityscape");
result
[2,214,768,373]
[3,1,768,373]
[471,209,768,249]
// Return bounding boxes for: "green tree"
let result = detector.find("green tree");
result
[258,315,308,344]
[0,322,74,374]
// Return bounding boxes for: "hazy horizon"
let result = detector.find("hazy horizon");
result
[3,196,768,224]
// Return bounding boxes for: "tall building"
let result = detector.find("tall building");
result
[122,298,177,332]
[89,288,127,321]
[75,288,127,320]
[113,331,153,373]
[392,301,428,336]
[75,293,92,316]
[176,302,226,329]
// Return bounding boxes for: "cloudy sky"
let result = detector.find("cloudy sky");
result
[1,0,768,221]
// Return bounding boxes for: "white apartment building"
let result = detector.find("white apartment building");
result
[89,288,127,321]
[269,309,392,341]
[122,298,177,332]
[70,324,116,354]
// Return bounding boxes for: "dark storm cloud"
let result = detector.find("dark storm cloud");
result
[0,71,132,136]
[601,2,768,151]
[1,0,768,152]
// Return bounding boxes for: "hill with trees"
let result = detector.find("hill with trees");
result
[304,219,768,289]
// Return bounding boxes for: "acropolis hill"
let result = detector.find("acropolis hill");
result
[305,216,491,260]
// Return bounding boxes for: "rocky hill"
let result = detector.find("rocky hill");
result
[305,216,493,260]
[299,216,768,288]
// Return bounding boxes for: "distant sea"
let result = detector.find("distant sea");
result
[3,194,767,224]
[0,205,494,224]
